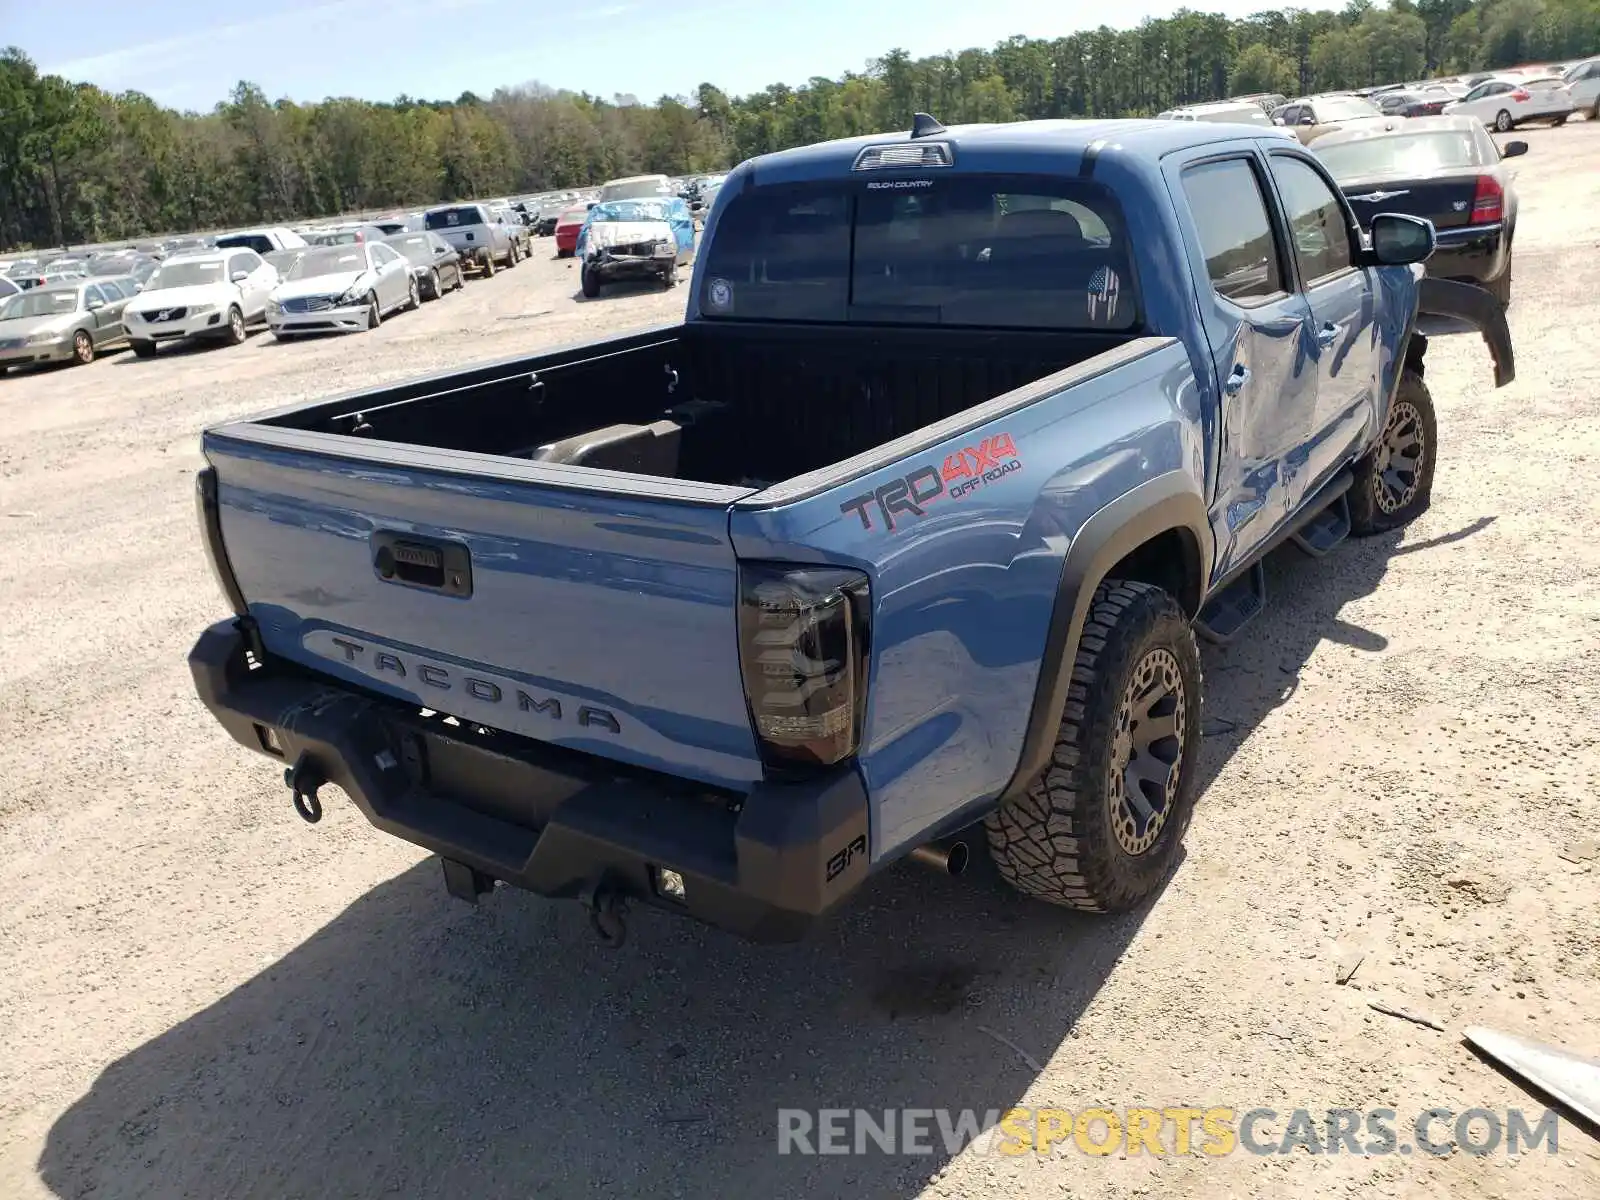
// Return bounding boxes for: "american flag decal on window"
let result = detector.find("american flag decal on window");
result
[1087,266,1121,322]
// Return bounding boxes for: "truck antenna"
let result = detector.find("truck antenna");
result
[910,112,947,139]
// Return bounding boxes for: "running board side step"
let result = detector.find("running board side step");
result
[1194,470,1355,646]
[1194,561,1265,644]
[1290,493,1351,558]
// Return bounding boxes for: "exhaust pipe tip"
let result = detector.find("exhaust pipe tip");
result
[909,839,970,877]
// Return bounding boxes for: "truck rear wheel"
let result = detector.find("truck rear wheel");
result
[1348,370,1437,535]
[581,267,601,299]
[985,580,1202,913]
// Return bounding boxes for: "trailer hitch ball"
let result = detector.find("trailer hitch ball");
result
[285,752,327,824]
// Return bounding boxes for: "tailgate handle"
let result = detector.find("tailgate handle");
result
[372,532,473,598]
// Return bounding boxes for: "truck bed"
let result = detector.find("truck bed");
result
[256,322,1137,488]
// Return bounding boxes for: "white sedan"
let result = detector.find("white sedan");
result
[121,249,278,357]
[267,242,418,339]
[1443,75,1576,131]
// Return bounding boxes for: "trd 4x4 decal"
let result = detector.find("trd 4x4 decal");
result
[839,433,1022,532]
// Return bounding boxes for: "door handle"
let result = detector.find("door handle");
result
[1317,323,1341,348]
[1223,363,1251,396]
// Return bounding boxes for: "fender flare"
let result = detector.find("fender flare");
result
[1415,277,1514,387]
[997,471,1213,804]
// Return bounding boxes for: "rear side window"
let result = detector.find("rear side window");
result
[1269,155,1354,282]
[215,234,272,255]
[1181,158,1285,304]
[697,174,1137,330]
[425,207,483,230]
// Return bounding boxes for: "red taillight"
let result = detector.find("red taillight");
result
[1510,88,1531,102]
[1472,174,1504,223]
[737,563,871,772]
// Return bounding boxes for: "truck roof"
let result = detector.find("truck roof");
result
[741,116,1297,180]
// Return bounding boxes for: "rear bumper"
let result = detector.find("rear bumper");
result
[189,620,872,942]
[1429,220,1509,285]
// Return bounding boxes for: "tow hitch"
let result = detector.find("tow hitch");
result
[286,752,326,823]
[580,880,629,948]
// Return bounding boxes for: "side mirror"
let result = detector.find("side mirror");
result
[231,270,248,282]
[86,297,105,311]
[1502,140,1529,158]
[1299,113,1316,125]
[587,201,597,210]
[1367,212,1436,266]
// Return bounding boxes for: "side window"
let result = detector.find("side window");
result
[86,284,110,306]
[226,253,250,279]
[1180,157,1285,305]
[1269,155,1354,282]
[1464,84,1487,102]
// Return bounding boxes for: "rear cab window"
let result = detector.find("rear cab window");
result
[697,174,1138,330]
[425,207,485,230]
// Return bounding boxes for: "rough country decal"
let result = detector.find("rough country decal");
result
[839,432,1022,532]
[865,179,935,190]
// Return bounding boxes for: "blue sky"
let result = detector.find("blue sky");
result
[8,0,1274,111]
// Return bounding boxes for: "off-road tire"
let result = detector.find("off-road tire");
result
[1349,369,1437,535]
[985,580,1203,913]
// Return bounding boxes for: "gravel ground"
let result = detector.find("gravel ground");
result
[2,126,1598,1200]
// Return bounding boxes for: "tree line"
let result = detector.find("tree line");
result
[2,0,1597,251]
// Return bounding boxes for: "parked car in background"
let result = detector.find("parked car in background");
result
[1229,92,1288,114]
[422,203,517,276]
[383,231,464,300]
[495,206,532,258]
[261,248,306,279]
[0,280,131,371]
[1374,89,1453,117]
[533,198,569,236]
[1275,94,1396,143]
[598,173,674,202]
[553,205,589,257]
[578,196,695,297]
[1314,114,1524,306]
[0,277,20,306]
[1443,75,1574,130]
[1561,57,1600,116]
[122,250,277,357]
[371,217,411,236]
[97,276,143,301]
[1158,101,1272,125]
[214,227,308,255]
[267,241,418,339]
[307,223,389,246]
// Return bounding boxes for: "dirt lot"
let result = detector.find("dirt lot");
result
[2,127,1598,1200]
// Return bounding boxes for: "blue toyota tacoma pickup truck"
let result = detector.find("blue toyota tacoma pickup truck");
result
[189,115,1513,943]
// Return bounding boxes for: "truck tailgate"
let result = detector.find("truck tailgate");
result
[205,430,763,789]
